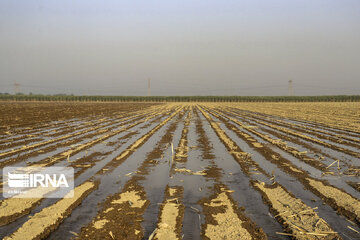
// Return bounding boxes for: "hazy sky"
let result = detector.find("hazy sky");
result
[1,0,359,96]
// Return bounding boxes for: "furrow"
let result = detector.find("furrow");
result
[226,108,360,158]
[0,107,166,169]
[197,105,341,239]
[76,107,184,239]
[3,181,99,240]
[226,106,360,145]
[206,106,360,226]
[0,107,181,227]
[0,109,153,159]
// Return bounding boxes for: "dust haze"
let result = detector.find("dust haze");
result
[0,0,359,96]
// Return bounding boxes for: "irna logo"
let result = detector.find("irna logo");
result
[8,173,69,188]
[3,167,74,198]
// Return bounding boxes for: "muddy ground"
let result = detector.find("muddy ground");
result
[0,102,359,240]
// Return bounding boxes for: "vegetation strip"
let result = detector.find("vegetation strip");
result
[34,109,165,167]
[0,109,160,170]
[0,109,134,150]
[0,102,159,132]
[0,186,57,226]
[306,178,360,223]
[0,112,141,158]
[244,114,360,158]
[198,106,266,175]
[230,107,360,145]
[199,184,264,240]
[222,102,360,133]
[218,108,360,174]
[0,107,179,227]
[209,107,328,171]
[114,106,182,161]
[206,106,360,226]
[198,106,340,238]
[253,182,340,240]
[2,95,360,103]
[193,107,267,240]
[173,107,191,164]
[152,186,185,240]
[0,108,166,186]
[77,107,184,239]
[219,106,360,158]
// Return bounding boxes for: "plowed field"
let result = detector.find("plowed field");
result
[1,101,359,240]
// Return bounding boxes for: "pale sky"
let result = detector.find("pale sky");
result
[0,0,359,96]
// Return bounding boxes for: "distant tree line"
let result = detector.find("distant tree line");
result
[0,93,359,102]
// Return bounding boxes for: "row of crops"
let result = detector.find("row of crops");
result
[0,102,359,239]
[0,94,359,102]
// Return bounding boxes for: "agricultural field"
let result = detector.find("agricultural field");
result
[0,101,359,240]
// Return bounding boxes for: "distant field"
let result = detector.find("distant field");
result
[0,102,359,239]
[1,94,360,102]
[222,102,360,132]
